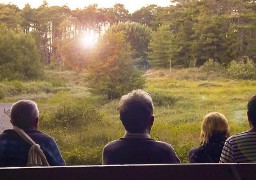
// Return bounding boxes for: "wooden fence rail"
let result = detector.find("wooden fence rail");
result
[0,163,255,180]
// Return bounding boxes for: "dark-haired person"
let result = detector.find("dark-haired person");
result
[102,89,180,164]
[0,100,65,166]
[189,112,229,163]
[220,95,256,163]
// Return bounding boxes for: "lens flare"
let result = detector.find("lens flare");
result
[81,29,98,48]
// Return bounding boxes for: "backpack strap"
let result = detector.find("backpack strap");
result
[12,126,49,166]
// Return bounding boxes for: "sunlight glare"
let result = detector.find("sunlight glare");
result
[81,29,99,48]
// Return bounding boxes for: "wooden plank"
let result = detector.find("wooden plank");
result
[0,164,254,180]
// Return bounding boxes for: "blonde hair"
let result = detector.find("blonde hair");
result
[200,112,229,143]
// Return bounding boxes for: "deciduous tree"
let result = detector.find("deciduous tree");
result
[88,31,145,99]
[0,25,43,80]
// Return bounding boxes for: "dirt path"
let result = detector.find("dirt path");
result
[0,103,12,133]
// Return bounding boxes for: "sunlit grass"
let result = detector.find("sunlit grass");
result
[142,68,253,162]
[1,68,255,164]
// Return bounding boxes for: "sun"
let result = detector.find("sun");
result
[80,29,99,48]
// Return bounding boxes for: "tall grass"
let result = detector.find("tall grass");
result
[1,68,253,164]
[144,68,251,162]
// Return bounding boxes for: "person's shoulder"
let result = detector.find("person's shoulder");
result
[153,140,176,152]
[0,129,18,139]
[227,130,254,140]
[29,129,49,137]
[26,129,56,144]
[153,140,180,163]
[189,146,202,155]
[154,140,173,146]
[103,139,125,156]
[188,146,205,160]
[0,129,13,135]
[104,139,122,150]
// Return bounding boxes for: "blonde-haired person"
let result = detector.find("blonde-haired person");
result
[189,112,229,163]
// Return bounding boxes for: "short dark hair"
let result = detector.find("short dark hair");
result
[247,95,256,127]
[10,100,39,129]
[119,89,153,133]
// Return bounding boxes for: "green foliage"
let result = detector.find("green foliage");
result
[191,5,229,65]
[64,146,103,165]
[41,95,102,129]
[110,22,152,60]
[148,24,174,68]
[39,92,105,165]
[43,102,101,129]
[201,59,225,72]
[0,25,43,80]
[3,68,254,165]
[44,76,66,87]
[227,60,256,79]
[0,80,55,98]
[131,5,158,28]
[2,1,256,69]
[88,31,145,99]
[0,4,21,28]
[0,88,7,99]
[150,91,179,106]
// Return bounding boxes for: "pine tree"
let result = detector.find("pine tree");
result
[148,24,174,68]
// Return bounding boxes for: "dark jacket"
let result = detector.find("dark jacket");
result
[0,129,65,167]
[189,133,227,163]
[103,137,180,165]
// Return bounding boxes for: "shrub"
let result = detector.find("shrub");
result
[0,25,43,80]
[40,98,102,129]
[201,59,225,72]
[150,92,179,106]
[227,60,256,79]
[88,31,145,100]
[10,80,24,94]
[64,146,103,165]
[0,88,6,99]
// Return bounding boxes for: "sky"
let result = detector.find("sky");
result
[0,0,172,12]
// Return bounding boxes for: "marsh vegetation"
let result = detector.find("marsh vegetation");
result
[1,67,252,164]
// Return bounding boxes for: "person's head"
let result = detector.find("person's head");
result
[247,95,256,127]
[200,112,229,143]
[10,100,39,129]
[119,89,154,133]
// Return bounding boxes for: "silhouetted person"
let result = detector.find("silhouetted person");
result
[220,95,256,163]
[103,89,180,164]
[189,112,229,163]
[0,100,65,166]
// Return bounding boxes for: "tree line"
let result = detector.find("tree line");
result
[1,0,256,68]
[1,0,256,98]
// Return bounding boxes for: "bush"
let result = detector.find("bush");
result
[201,59,225,72]
[41,98,102,129]
[0,81,55,98]
[64,146,103,165]
[88,31,145,100]
[227,60,256,79]
[0,25,43,80]
[0,88,6,99]
[150,92,179,106]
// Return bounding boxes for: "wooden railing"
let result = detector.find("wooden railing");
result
[0,163,255,180]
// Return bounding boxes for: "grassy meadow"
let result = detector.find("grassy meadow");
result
[0,68,255,164]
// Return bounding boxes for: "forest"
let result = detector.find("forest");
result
[1,0,256,72]
[1,0,256,164]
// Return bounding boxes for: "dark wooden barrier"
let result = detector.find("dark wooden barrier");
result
[0,164,255,180]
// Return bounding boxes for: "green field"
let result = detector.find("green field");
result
[1,68,255,164]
